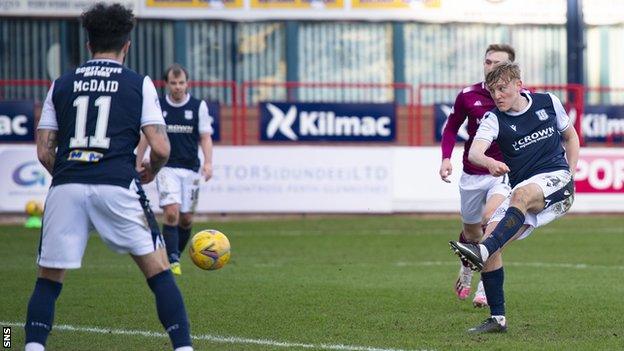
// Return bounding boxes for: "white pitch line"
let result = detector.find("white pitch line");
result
[0,321,431,351]
[394,260,624,270]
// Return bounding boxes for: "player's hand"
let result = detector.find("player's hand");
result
[439,158,453,183]
[202,163,213,181]
[135,162,145,174]
[139,160,156,184]
[486,159,510,177]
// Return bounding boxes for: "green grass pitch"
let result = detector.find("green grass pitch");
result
[1,215,623,350]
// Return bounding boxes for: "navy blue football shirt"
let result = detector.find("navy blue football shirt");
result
[161,93,213,172]
[475,92,571,187]
[38,59,164,187]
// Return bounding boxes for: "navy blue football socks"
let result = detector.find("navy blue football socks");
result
[482,206,525,256]
[147,270,192,349]
[163,224,180,263]
[482,267,505,316]
[178,226,192,253]
[25,278,63,346]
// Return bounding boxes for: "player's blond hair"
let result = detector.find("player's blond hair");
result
[485,44,515,62]
[485,62,521,91]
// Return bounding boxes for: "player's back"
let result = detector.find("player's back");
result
[48,59,147,187]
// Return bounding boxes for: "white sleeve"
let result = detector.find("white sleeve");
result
[548,92,570,132]
[141,76,165,127]
[38,82,58,130]
[198,100,214,135]
[474,111,499,143]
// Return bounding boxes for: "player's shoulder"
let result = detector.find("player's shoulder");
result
[482,109,499,120]
[188,95,203,105]
[459,82,485,95]
[528,91,556,107]
[456,82,488,104]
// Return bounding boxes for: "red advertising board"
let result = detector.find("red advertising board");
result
[575,151,624,193]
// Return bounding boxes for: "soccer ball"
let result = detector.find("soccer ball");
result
[25,200,43,216]
[189,229,231,270]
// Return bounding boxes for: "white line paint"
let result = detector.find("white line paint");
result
[1,321,431,351]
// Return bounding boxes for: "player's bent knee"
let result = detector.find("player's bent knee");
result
[179,215,193,229]
[163,211,179,225]
[510,188,530,208]
[38,267,66,283]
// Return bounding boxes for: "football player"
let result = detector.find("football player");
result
[439,44,515,306]
[136,63,214,275]
[450,62,579,333]
[25,3,193,351]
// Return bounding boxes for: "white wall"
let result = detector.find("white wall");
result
[2,145,623,213]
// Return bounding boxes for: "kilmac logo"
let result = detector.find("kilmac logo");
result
[512,126,556,151]
[261,102,395,142]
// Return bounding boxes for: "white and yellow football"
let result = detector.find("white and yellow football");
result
[189,229,231,270]
[25,200,43,216]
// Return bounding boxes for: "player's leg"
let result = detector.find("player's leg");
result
[89,181,193,351]
[178,171,201,255]
[455,223,481,300]
[473,179,510,308]
[480,183,544,259]
[472,172,574,332]
[468,222,529,333]
[162,203,182,274]
[24,268,65,351]
[25,185,90,350]
[178,213,193,254]
[455,173,488,300]
[157,168,183,271]
[133,250,193,351]
[450,184,544,270]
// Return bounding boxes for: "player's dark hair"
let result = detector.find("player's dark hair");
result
[485,44,516,62]
[485,62,521,91]
[163,63,189,82]
[81,2,135,54]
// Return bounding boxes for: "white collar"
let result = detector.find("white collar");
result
[166,93,190,107]
[87,59,122,65]
[503,92,532,116]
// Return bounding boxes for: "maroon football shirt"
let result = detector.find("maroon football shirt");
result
[441,82,504,175]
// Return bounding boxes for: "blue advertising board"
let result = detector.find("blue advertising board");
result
[260,102,395,142]
[581,105,624,143]
[0,101,35,142]
[433,103,468,142]
[434,103,624,144]
[206,101,220,141]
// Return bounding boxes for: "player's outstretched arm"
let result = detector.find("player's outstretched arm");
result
[36,129,58,175]
[561,126,580,177]
[140,124,170,183]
